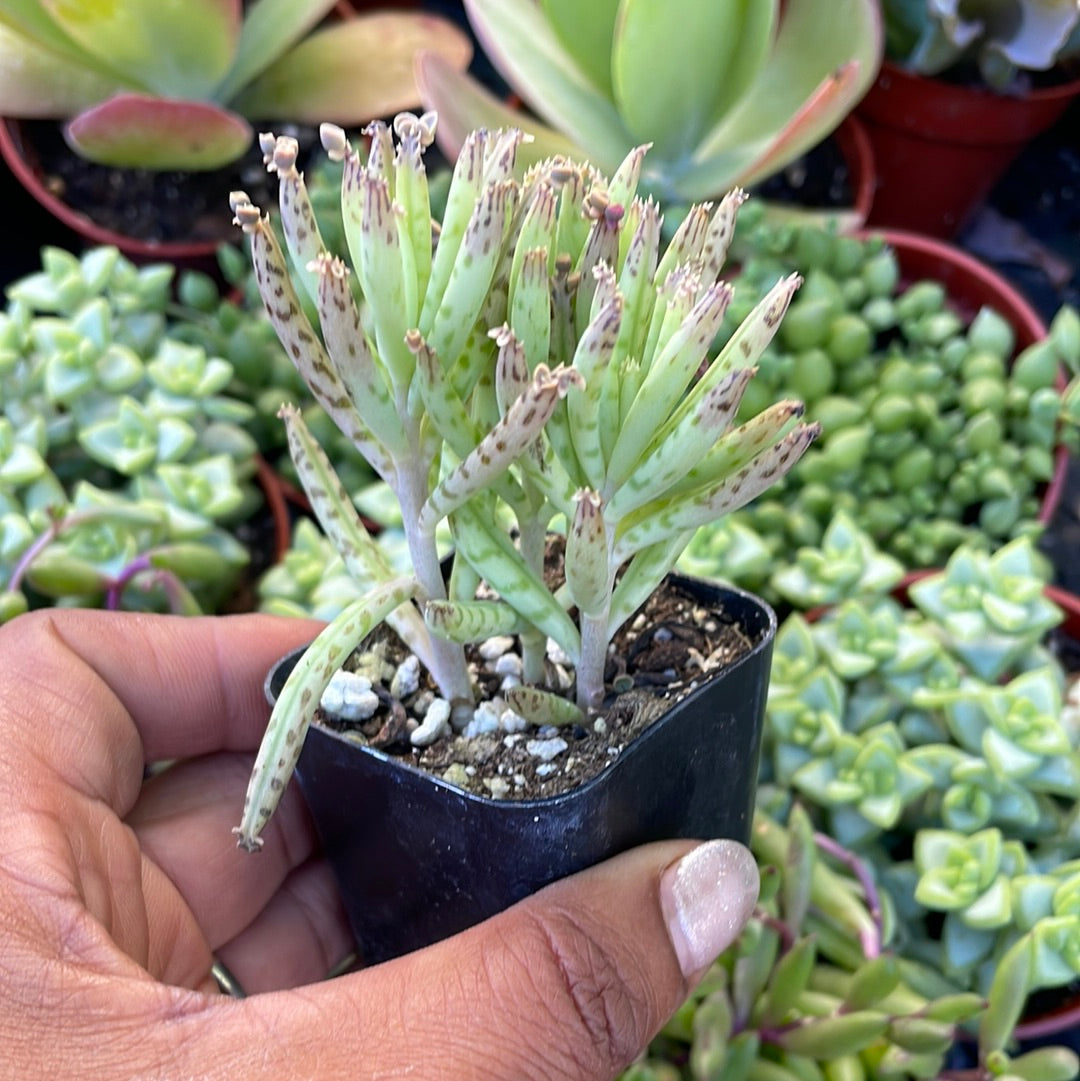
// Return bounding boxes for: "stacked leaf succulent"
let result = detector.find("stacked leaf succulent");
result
[0,0,472,170]
[619,808,1080,1081]
[681,214,1078,586]
[882,0,1080,91]
[230,112,820,850]
[759,523,1080,1046]
[416,0,883,209]
[0,244,295,621]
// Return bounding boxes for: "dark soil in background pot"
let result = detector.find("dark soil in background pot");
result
[15,118,319,245]
[312,567,761,801]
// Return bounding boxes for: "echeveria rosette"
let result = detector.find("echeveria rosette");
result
[416,0,883,209]
[231,113,820,851]
[792,723,934,848]
[883,0,1080,91]
[766,666,846,786]
[908,537,1062,682]
[770,510,906,611]
[0,0,473,170]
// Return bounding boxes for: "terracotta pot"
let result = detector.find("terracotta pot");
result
[858,227,1069,528]
[833,115,877,229]
[856,60,1080,238]
[265,575,776,964]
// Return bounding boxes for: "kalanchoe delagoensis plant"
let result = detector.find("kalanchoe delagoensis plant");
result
[230,112,820,851]
[0,0,472,170]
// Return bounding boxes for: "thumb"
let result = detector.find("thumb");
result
[186,838,759,1080]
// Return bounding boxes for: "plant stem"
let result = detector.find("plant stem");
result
[517,517,548,684]
[397,453,472,704]
[577,609,610,709]
[814,831,883,959]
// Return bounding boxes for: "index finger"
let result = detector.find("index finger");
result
[0,608,320,804]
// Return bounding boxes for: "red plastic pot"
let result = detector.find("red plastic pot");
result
[857,227,1069,529]
[856,60,1080,238]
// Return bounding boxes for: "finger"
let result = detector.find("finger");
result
[0,609,320,811]
[129,753,345,965]
[212,856,353,994]
[175,839,760,1081]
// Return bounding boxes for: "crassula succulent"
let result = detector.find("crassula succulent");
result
[230,112,821,851]
[0,0,472,170]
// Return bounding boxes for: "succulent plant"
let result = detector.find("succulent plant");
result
[758,523,1080,1046]
[230,111,821,850]
[677,214,1073,581]
[0,0,472,170]
[0,244,300,620]
[883,0,1080,90]
[416,0,883,208]
[619,807,1080,1081]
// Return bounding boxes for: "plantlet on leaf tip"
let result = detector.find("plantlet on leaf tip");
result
[232,112,819,850]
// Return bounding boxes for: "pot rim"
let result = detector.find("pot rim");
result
[265,574,777,810]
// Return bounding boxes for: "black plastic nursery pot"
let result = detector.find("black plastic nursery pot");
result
[264,574,776,966]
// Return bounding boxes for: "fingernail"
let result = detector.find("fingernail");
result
[660,839,760,979]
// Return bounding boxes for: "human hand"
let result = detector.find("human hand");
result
[0,608,759,1080]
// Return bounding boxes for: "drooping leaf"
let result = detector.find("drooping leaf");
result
[65,94,252,170]
[232,12,473,124]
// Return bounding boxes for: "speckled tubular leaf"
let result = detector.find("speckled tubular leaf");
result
[565,488,609,616]
[280,404,432,666]
[654,204,713,287]
[607,532,691,638]
[608,365,755,521]
[614,198,661,364]
[701,189,748,282]
[504,685,584,727]
[614,423,820,560]
[419,365,581,533]
[424,598,528,642]
[606,279,733,490]
[312,254,405,458]
[453,500,581,660]
[567,293,623,491]
[407,330,479,460]
[575,211,622,338]
[357,171,413,392]
[242,213,391,478]
[426,181,515,373]
[508,248,553,374]
[493,326,530,416]
[420,128,487,331]
[270,135,327,307]
[509,184,558,298]
[670,399,806,497]
[393,118,433,307]
[234,577,419,852]
[658,273,801,443]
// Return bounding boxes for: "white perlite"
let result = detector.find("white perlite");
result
[526,736,569,762]
[320,670,379,721]
[478,635,516,661]
[463,703,500,739]
[390,654,420,698]
[500,708,528,733]
[410,697,452,747]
